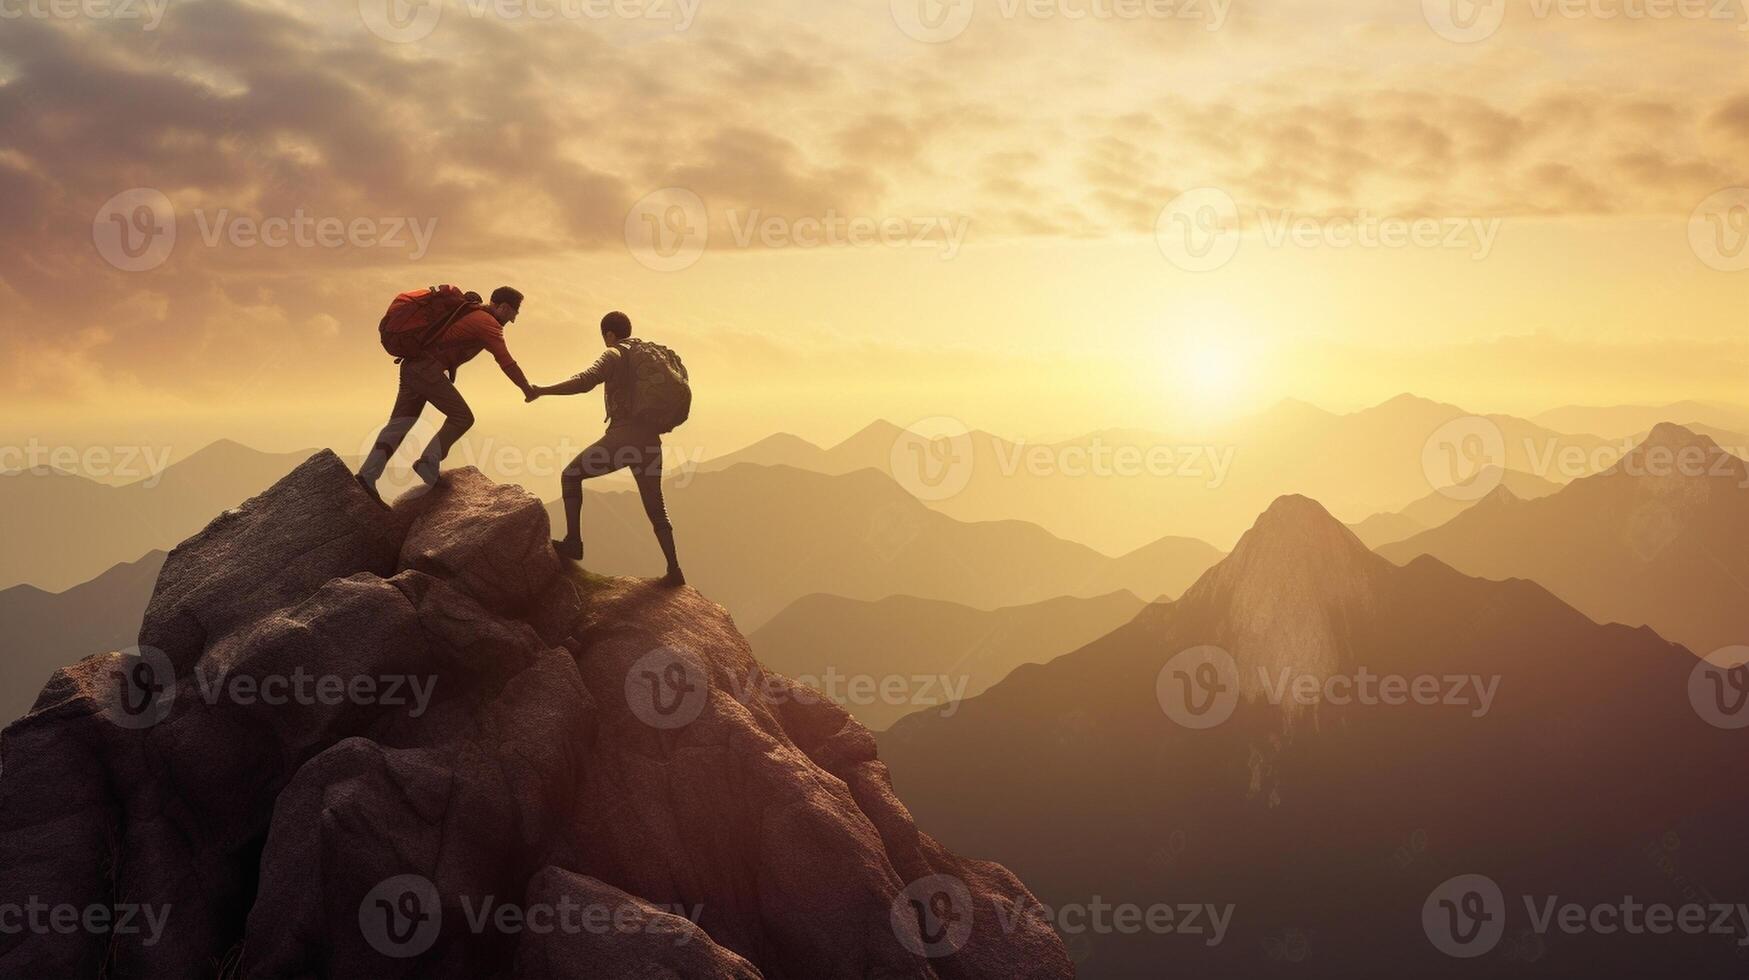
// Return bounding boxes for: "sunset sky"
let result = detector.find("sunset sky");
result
[4,0,1748,462]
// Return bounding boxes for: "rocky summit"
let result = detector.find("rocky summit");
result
[0,451,1071,980]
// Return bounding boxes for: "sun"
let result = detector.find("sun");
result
[1184,341,1242,403]
[1162,333,1253,423]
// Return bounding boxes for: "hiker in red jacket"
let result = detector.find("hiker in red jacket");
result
[529,311,687,587]
[357,286,534,504]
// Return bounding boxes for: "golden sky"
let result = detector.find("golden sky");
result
[3,0,1748,460]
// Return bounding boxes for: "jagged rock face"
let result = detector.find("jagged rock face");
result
[1178,495,1383,721]
[0,451,1071,980]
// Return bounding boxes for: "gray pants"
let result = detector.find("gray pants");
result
[359,358,474,483]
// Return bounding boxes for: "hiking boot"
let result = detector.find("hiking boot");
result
[660,567,687,588]
[412,458,441,489]
[355,473,387,509]
[553,539,583,562]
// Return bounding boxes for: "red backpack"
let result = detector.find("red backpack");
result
[378,285,479,359]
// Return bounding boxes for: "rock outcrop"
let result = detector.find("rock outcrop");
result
[0,451,1071,980]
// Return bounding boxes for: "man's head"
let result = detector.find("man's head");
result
[601,311,633,346]
[489,286,524,325]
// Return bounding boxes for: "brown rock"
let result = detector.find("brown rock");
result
[0,456,1071,980]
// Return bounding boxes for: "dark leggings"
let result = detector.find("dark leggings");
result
[560,425,679,569]
[359,359,474,482]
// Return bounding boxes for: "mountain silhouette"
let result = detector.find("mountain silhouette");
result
[1532,401,1749,440]
[1349,466,1562,548]
[750,591,1148,730]
[879,493,1742,977]
[1380,423,1749,655]
[0,550,167,724]
[553,463,1222,629]
[0,441,317,591]
[0,452,1070,979]
[696,399,1611,555]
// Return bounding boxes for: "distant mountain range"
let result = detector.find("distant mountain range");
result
[880,493,1744,977]
[550,463,1222,630]
[1348,466,1563,549]
[0,550,166,722]
[748,591,1148,730]
[7,394,1697,593]
[702,395,1616,553]
[1381,423,1749,656]
[1532,401,1749,440]
[0,441,316,592]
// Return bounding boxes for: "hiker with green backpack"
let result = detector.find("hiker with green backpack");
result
[528,310,691,587]
[357,285,535,505]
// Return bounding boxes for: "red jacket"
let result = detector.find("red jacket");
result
[428,309,530,391]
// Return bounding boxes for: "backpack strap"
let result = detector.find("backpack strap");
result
[415,301,482,358]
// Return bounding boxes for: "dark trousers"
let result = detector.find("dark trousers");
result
[560,424,679,570]
[359,358,474,483]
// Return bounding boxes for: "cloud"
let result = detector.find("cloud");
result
[3,0,1747,405]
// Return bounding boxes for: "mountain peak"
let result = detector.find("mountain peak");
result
[0,452,1067,976]
[1376,392,1449,412]
[1245,494,1368,549]
[1613,422,1746,485]
[1178,495,1384,705]
[1478,483,1520,508]
[1637,421,1717,453]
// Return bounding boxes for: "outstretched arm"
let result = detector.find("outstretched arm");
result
[529,348,620,399]
[537,374,598,397]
